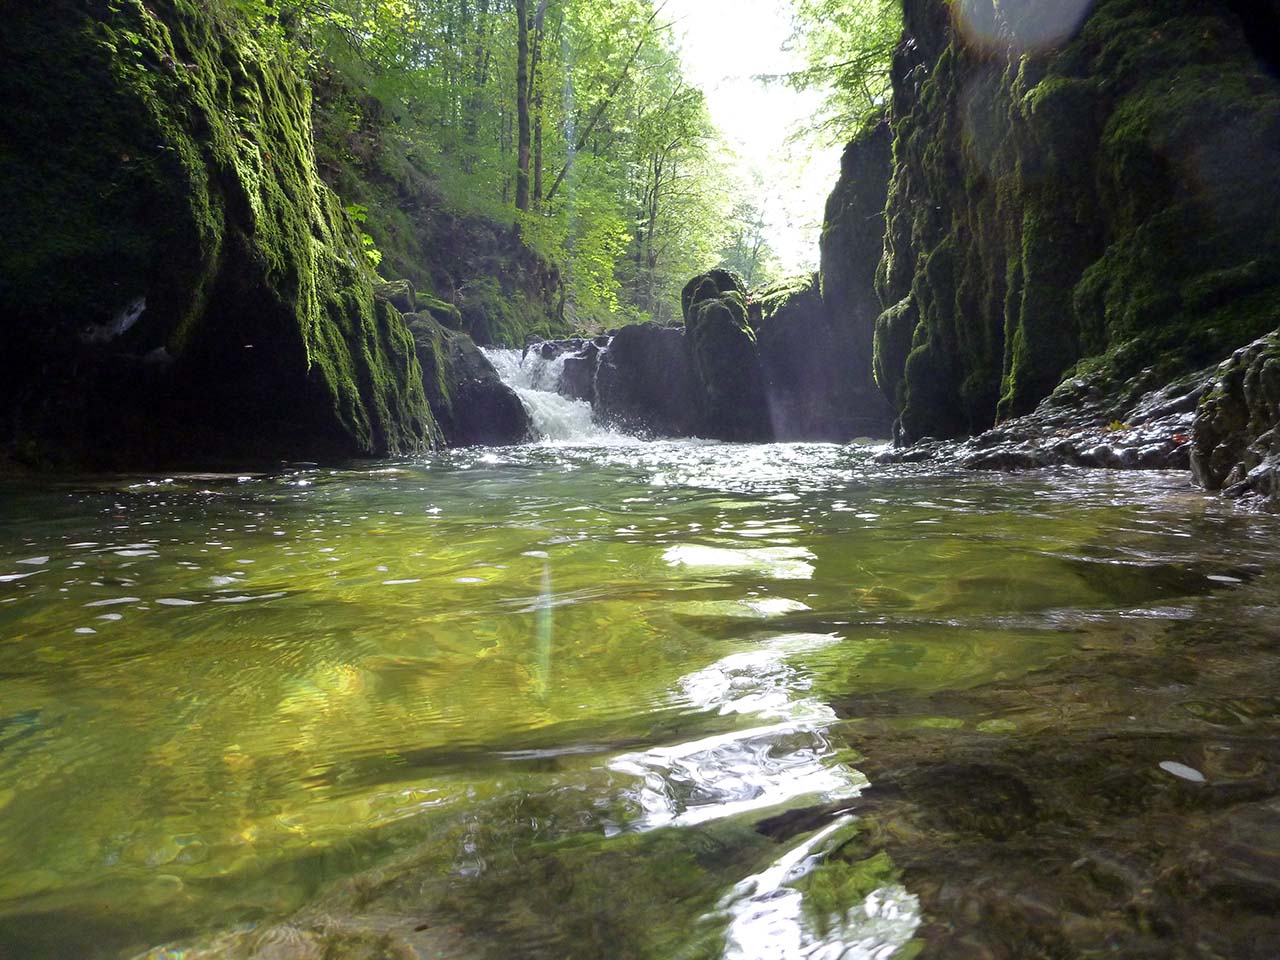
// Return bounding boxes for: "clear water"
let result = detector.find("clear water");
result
[0,442,1278,959]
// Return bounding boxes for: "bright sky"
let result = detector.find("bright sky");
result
[663,0,843,275]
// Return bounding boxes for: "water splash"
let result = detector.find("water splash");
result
[484,348,615,442]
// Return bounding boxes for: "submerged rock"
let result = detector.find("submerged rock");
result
[0,0,436,467]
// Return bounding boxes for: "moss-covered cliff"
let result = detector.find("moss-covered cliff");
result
[0,0,439,467]
[866,0,1280,443]
[311,71,567,348]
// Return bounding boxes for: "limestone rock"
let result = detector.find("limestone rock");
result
[372,278,416,314]
[595,325,700,437]
[683,272,770,441]
[0,0,436,467]
[872,0,1280,445]
[408,317,532,447]
[1192,330,1280,508]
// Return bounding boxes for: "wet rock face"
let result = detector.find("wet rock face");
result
[408,317,532,447]
[877,360,1211,471]
[754,274,896,440]
[372,278,416,315]
[815,116,897,439]
[559,343,599,403]
[873,0,1280,445]
[683,272,771,442]
[594,325,701,437]
[1192,330,1280,508]
[0,0,436,468]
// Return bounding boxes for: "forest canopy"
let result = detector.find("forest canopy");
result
[226,0,796,325]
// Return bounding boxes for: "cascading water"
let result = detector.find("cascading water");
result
[485,348,614,442]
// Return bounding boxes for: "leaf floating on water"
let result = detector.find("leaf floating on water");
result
[1159,761,1206,783]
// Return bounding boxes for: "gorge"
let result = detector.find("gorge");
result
[1,0,1279,958]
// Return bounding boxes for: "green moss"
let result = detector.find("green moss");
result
[0,0,439,465]
[309,70,568,349]
[420,294,464,330]
[870,0,1280,443]
[682,272,768,440]
[753,274,817,323]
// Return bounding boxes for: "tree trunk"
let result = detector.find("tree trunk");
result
[545,2,665,204]
[531,2,549,204]
[515,0,532,212]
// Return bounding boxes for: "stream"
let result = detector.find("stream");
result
[1,354,1278,958]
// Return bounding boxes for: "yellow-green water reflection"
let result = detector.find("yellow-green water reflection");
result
[0,442,1275,958]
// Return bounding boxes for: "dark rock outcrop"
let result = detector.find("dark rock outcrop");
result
[876,361,1208,472]
[814,117,897,438]
[1192,331,1280,507]
[754,274,896,440]
[594,325,701,437]
[372,278,416,315]
[0,0,436,468]
[871,0,1280,446]
[408,317,533,447]
[683,272,771,441]
[559,343,599,403]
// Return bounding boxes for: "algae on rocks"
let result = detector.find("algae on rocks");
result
[868,0,1280,445]
[682,271,771,442]
[406,314,533,447]
[1192,330,1280,508]
[0,0,436,467]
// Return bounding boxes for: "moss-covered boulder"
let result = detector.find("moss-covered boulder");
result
[1191,330,1280,506]
[682,272,770,441]
[407,317,533,447]
[873,0,1280,445]
[420,294,465,331]
[372,278,416,314]
[0,0,436,467]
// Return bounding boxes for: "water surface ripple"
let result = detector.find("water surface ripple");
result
[0,441,1277,958]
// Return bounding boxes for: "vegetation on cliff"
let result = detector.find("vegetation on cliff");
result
[866,0,1280,443]
[235,0,765,331]
[0,0,435,466]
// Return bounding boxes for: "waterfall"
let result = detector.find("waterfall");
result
[484,348,612,442]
